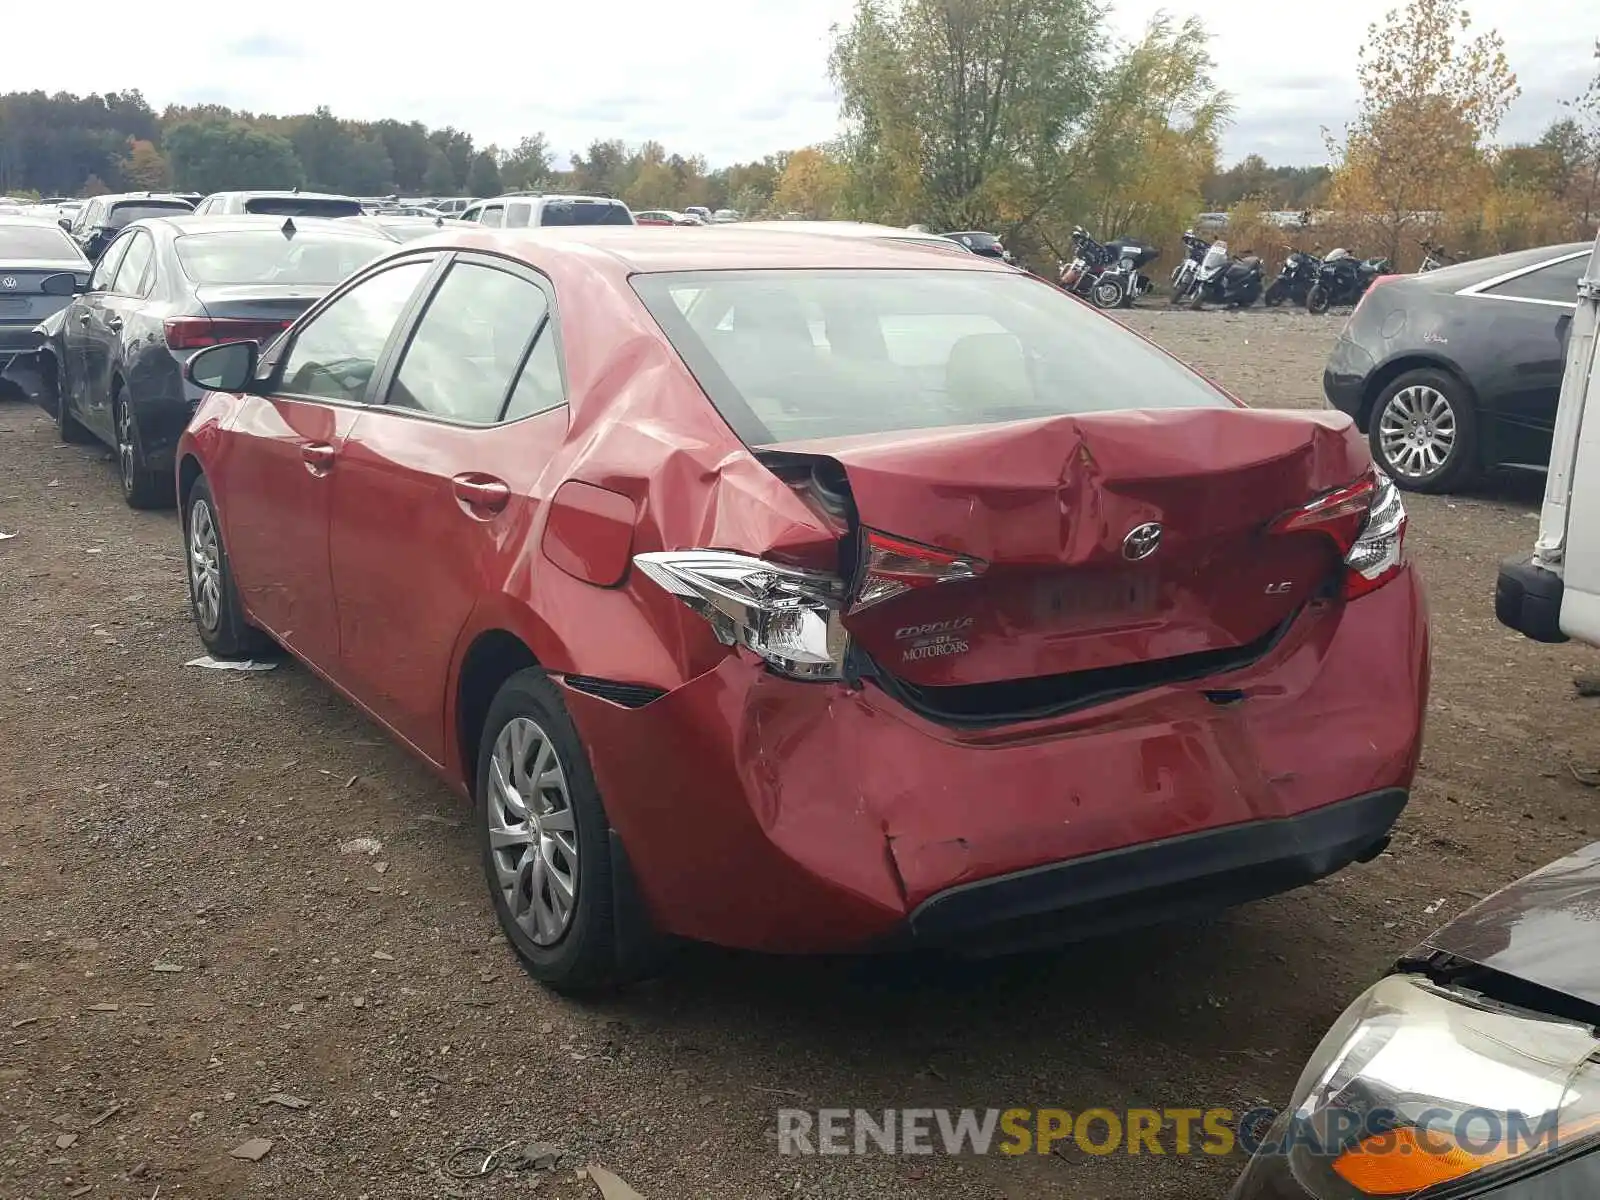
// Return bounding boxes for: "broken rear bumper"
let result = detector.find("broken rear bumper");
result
[899,787,1403,954]
[560,567,1428,955]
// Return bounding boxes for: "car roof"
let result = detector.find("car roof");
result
[726,220,971,249]
[1405,241,1594,290]
[407,225,1009,275]
[480,194,626,205]
[208,190,360,201]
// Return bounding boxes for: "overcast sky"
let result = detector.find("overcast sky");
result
[4,0,1594,167]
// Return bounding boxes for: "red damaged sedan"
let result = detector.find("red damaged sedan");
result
[175,226,1428,989]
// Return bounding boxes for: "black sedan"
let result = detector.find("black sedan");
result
[66,192,196,263]
[39,215,397,508]
[1323,242,1591,492]
[1231,841,1600,1199]
[0,216,90,401]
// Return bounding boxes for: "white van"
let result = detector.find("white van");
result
[1497,231,1600,644]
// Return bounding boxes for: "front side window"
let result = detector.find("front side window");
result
[480,206,505,229]
[1488,256,1585,305]
[633,268,1231,445]
[277,260,432,403]
[386,262,547,423]
[89,234,130,290]
[110,231,154,296]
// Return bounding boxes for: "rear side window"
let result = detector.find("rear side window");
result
[506,202,532,228]
[243,196,364,218]
[480,206,505,229]
[0,224,83,260]
[1488,256,1585,304]
[386,262,548,423]
[110,232,154,296]
[538,201,632,227]
[632,268,1230,445]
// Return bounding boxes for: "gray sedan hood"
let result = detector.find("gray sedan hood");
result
[1421,841,1600,1009]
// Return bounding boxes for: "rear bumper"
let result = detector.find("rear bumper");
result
[1322,335,1376,424]
[561,568,1429,954]
[900,788,1404,953]
[0,325,49,397]
[1496,552,1568,643]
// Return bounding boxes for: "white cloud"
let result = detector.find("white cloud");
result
[2,0,1593,166]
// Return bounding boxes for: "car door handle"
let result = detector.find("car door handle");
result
[77,312,90,325]
[106,315,123,332]
[452,474,510,517]
[300,443,336,475]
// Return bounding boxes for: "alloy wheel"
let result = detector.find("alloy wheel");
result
[487,716,580,946]
[188,499,223,633]
[117,401,135,493]
[1378,384,1457,481]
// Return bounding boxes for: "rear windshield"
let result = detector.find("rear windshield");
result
[632,269,1230,445]
[174,230,391,285]
[538,201,633,227]
[107,201,192,228]
[0,224,83,260]
[243,196,365,218]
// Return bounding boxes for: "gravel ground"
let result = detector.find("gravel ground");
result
[3,306,1598,1200]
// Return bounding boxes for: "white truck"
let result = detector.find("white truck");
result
[1497,230,1600,644]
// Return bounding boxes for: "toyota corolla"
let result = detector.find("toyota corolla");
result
[174,226,1429,990]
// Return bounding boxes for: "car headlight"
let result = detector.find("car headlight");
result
[1233,973,1600,1198]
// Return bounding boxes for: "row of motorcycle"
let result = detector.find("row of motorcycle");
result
[1056,225,1456,312]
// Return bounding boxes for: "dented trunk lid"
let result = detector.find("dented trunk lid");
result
[766,407,1371,689]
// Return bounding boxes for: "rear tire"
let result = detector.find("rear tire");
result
[1306,284,1331,314]
[476,669,630,994]
[1367,367,1479,494]
[57,377,94,445]
[115,388,174,510]
[184,476,274,658]
[1189,286,1207,310]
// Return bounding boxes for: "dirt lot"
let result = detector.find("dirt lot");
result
[3,307,1598,1200]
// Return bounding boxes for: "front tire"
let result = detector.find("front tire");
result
[115,388,174,510]
[1264,280,1288,307]
[477,669,623,993]
[1090,276,1125,309]
[1368,368,1478,493]
[1306,284,1331,314]
[184,476,274,658]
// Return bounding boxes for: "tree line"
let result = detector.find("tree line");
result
[1,0,1595,273]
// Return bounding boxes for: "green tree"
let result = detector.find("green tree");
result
[830,0,1101,229]
[166,120,304,194]
[372,119,433,193]
[466,150,502,197]
[422,149,458,195]
[501,134,553,191]
[428,127,476,190]
[342,135,395,195]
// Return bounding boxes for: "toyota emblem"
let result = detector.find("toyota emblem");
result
[1122,522,1163,561]
[0,276,16,290]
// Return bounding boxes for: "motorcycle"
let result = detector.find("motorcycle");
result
[1056,227,1125,309]
[1100,238,1161,308]
[1263,246,1322,307]
[1189,239,1264,309]
[1168,230,1208,306]
[1418,240,1454,272]
[1305,248,1391,313]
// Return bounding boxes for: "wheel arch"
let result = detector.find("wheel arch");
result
[177,453,204,517]
[1360,354,1479,431]
[453,628,542,794]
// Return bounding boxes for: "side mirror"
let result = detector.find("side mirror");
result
[40,272,85,297]
[185,340,259,392]
[58,217,72,231]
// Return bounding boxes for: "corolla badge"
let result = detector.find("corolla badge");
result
[0,277,16,290]
[1122,522,1163,562]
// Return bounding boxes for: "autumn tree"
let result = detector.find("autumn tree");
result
[500,134,553,192]
[1328,0,1519,262]
[830,0,1100,229]
[119,138,171,189]
[773,145,848,217]
[1065,16,1230,253]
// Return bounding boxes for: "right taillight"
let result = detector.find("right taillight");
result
[850,528,986,613]
[1269,470,1408,599]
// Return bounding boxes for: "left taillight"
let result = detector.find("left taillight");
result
[1269,470,1408,599]
[633,551,850,680]
[165,317,291,351]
